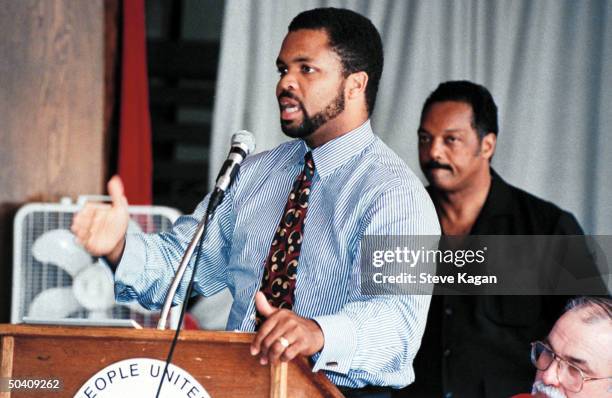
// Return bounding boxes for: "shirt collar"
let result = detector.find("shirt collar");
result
[474,168,514,218]
[289,120,375,178]
[426,167,514,233]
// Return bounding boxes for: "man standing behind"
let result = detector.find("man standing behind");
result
[72,8,440,396]
[397,81,589,397]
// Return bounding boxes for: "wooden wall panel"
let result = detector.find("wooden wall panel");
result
[0,0,106,322]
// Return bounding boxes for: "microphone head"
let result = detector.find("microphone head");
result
[231,130,256,155]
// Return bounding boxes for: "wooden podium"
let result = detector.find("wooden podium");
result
[0,324,344,397]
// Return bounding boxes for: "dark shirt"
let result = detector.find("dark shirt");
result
[396,169,587,398]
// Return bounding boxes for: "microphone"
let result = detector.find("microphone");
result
[214,130,256,192]
[207,130,255,214]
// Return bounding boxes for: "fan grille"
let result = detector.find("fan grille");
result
[13,203,180,328]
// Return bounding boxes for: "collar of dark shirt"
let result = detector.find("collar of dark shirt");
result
[472,167,514,219]
[286,119,376,179]
[425,167,514,234]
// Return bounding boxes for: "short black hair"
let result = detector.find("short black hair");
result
[289,8,384,116]
[420,80,499,139]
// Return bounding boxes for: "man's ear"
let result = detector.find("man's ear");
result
[346,71,368,100]
[481,133,497,160]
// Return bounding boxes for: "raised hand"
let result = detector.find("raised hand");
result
[250,292,325,365]
[71,175,130,264]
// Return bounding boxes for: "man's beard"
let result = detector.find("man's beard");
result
[531,380,567,398]
[280,82,345,139]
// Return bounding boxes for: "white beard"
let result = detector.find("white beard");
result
[532,380,568,398]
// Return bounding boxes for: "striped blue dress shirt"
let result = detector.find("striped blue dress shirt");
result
[115,120,440,388]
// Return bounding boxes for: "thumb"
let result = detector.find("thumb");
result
[108,175,128,208]
[255,291,277,317]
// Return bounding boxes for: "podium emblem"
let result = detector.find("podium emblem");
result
[75,358,212,397]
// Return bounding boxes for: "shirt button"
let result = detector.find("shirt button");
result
[445,307,453,316]
[249,313,256,321]
[325,362,338,368]
[443,348,451,357]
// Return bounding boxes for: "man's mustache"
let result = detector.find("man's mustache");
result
[423,160,452,172]
[278,90,300,103]
[531,380,567,398]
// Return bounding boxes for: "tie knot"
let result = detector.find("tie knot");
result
[304,151,315,174]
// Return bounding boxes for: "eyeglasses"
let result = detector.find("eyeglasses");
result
[530,341,611,393]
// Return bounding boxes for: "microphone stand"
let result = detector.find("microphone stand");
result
[154,189,225,398]
[153,130,252,397]
[156,189,225,330]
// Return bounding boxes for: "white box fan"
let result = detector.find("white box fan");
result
[11,196,181,328]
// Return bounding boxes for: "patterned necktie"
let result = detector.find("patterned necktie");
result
[255,151,315,328]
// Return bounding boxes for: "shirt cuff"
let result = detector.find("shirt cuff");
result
[311,312,357,375]
[114,233,147,302]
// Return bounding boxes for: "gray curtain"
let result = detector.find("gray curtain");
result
[210,0,612,234]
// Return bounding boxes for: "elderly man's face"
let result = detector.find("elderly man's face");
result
[418,101,495,193]
[532,309,612,398]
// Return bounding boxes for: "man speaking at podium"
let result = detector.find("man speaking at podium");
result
[72,8,439,395]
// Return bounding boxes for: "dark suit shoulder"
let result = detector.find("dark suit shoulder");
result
[469,170,584,235]
[504,183,584,235]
